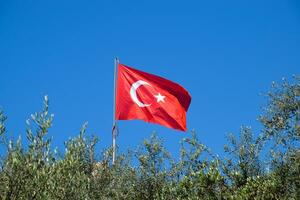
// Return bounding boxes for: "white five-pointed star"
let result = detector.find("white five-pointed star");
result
[154,93,166,103]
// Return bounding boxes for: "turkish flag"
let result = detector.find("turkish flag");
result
[115,63,191,131]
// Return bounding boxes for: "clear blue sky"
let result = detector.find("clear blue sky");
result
[1,0,300,158]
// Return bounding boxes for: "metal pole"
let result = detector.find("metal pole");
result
[112,57,119,165]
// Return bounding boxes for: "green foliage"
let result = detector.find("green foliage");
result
[0,76,299,199]
[223,127,262,189]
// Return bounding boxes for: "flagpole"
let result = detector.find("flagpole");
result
[112,57,119,165]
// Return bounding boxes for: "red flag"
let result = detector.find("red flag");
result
[115,63,191,131]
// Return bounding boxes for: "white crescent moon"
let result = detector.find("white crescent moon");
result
[130,80,152,107]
